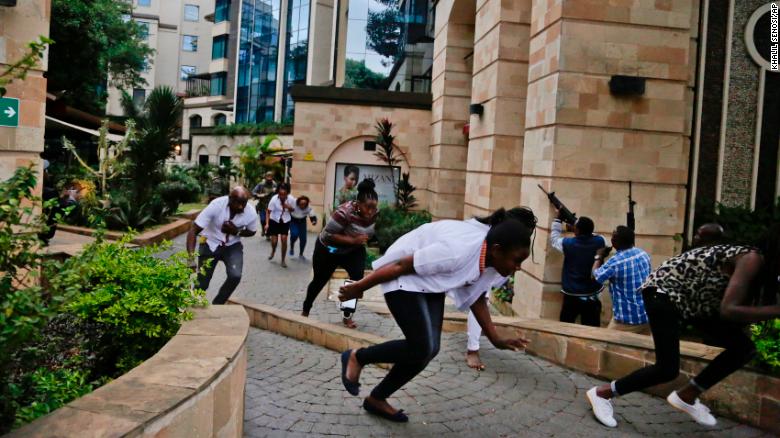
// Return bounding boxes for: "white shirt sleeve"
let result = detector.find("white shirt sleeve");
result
[550,220,565,253]
[413,242,465,276]
[194,199,217,229]
[244,210,258,232]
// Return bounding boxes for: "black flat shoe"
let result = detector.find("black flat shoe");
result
[362,399,409,423]
[340,350,360,396]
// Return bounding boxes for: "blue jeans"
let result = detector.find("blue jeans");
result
[289,217,308,254]
[258,210,267,234]
[197,242,243,304]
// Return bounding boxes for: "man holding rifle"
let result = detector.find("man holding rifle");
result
[550,213,607,327]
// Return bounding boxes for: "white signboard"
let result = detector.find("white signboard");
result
[334,163,400,207]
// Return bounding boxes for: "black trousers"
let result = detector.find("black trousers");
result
[560,294,602,327]
[355,291,445,400]
[614,288,755,395]
[302,240,366,314]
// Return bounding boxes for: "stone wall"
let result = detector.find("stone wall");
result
[186,131,293,167]
[7,305,249,438]
[512,0,697,319]
[0,0,50,183]
[290,87,432,218]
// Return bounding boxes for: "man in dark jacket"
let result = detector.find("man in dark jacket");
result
[550,214,606,327]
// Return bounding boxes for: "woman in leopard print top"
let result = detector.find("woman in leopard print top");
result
[586,227,780,429]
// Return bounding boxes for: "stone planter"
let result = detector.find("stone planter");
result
[58,217,192,247]
[6,305,249,438]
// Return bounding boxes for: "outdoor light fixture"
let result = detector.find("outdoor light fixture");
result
[174,144,182,155]
[469,103,484,117]
[609,75,646,96]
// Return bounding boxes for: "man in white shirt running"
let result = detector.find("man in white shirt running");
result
[187,186,258,304]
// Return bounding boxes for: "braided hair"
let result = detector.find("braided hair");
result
[356,178,378,202]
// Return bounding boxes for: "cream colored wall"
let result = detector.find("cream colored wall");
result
[308,0,335,85]
[0,0,50,183]
[189,132,291,166]
[106,0,213,116]
[292,101,431,219]
[509,0,697,320]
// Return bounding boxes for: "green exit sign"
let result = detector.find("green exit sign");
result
[0,97,19,127]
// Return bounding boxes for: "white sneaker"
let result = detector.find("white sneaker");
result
[667,391,717,426]
[587,387,617,428]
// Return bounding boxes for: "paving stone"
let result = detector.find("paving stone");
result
[167,235,770,437]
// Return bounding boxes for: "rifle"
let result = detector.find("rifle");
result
[627,181,636,231]
[537,184,577,225]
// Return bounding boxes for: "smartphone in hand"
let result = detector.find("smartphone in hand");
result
[339,280,358,312]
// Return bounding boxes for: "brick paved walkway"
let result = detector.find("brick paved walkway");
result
[171,234,769,437]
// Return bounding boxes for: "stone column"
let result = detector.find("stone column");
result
[427,0,475,220]
[0,0,50,183]
[515,0,697,319]
[464,0,532,219]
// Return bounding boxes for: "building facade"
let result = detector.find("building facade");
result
[106,0,214,116]
[181,0,436,165]
[0,0,50,183]
[292,0,780,321]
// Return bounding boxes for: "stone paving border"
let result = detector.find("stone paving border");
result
[58,217,192,246]
[235,298,780,434]
[7,305,249,438]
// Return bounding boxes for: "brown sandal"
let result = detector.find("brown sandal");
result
[343,318,357,329]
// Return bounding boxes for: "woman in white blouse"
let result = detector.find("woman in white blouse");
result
[265,183,295,267]
[337,212,532,422]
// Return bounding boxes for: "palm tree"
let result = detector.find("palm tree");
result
[120,86,182,204]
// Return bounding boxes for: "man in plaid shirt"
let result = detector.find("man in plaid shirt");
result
[592,226,651,334]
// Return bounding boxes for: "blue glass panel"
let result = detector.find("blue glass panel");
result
[236,0,280,123]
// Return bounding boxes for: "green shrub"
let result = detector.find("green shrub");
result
[158,168,201,213]
[55,238,206,372]
[374,204,432,253]
[9,368,100,429]
[751,319,780,373]
[212,121,292,137]
[364,247,380,270]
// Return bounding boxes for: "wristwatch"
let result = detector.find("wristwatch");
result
[594,255,603,260]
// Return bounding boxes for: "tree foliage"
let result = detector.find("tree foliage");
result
[120,86,183,205]
[344,59,387,90]
[48,0,153,113]
[366,2,401,63]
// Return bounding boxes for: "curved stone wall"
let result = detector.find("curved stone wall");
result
[6,305,249,438]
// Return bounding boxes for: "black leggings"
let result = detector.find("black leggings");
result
[355,291,445,400]
[302,240,366,314]
[614,288,755,395]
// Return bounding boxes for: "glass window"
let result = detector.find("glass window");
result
[281,0,310,121]
[190,115,202,128]
[343,0,432,93]
[180,65,196,80]
[184,4,199,21]
[212,35,228,60]
[215,0,231,23]
[219,155,231,166]
[182,35,198,52]
[132,88,146,107]
[236,0,281,123]
[199,155,209,165]
[210,72,227,96]
[137,0,151,7]
[214,114,227,126]
[137,22,150,41]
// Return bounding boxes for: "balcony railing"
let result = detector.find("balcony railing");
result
[185,75,211,98]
